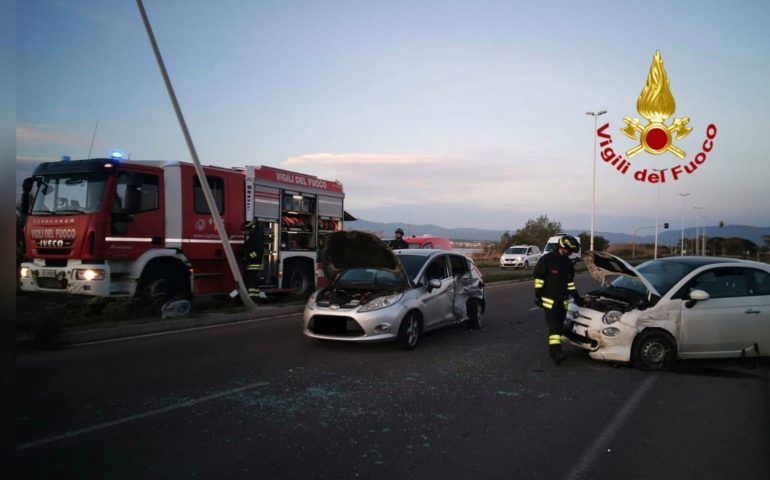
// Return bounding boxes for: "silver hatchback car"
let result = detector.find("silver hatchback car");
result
[303,231,485,349]
[565,252,770,370]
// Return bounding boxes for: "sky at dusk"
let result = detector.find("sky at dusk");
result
[15,0,770,234]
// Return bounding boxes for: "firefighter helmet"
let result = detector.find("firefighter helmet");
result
[558,235,579,253]
[395,228,404,235]
[242,221,257,231]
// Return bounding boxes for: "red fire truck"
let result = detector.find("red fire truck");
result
[18,157,345,299]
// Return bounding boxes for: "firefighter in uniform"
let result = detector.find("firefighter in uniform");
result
[533,235,582,364]
[388,228,409,249]
[242,221,267,301]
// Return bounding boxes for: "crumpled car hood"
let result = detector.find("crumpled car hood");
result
[320,230,409,284]
[585,251,660,298]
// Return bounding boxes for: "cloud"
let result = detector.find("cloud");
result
[279,150,583,227]
[15,156,52,198]
[285,152,441,166]
[17,124,87,148]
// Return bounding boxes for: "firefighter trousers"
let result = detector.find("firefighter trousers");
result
[544,303,567,348]
[245,263,264,298]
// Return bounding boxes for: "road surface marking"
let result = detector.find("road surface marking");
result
[564,374,658,480]
[16,380,270,451]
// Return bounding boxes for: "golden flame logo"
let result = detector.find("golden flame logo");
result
[621,50,692,158]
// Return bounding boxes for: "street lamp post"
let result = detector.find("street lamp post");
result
[678,193,690,255]
[586,110,607,252]
[652,168,662,259]
[693,206,703,255]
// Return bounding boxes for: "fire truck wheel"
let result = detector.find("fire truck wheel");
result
[285,264,312,295]
[139,266,189,302]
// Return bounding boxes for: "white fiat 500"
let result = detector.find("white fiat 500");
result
[303,231,485,349]
[565,252,770,370]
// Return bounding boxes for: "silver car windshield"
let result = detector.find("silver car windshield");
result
[337,268,404,288]
[506,247,527,254]
[398,254,431,281]
[610,259,698,296]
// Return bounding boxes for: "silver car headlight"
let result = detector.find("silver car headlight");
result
[602,310,623,325]
[359,293,403,313]
[306,290,319,310]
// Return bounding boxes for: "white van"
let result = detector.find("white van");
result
[543,234,581,264]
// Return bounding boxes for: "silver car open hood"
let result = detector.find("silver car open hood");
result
[320,230,409,284]
[585,251,660,298]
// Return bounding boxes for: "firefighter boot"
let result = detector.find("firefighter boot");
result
[549,345,566,365]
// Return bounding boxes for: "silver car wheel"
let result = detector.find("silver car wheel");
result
[398,312,420,349]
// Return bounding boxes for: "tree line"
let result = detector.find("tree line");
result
[485,215,608,256]
[485,215,768,258]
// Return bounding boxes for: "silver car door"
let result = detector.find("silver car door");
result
[679,267,757,357]
[746,268,770,352]
[449,254,474,320]
[420,256,454,327]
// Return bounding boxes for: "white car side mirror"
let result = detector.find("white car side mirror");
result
[685,289,710,308]
[689,289,710,301]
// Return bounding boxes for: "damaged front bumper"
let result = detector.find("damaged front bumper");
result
[563,309,635,363]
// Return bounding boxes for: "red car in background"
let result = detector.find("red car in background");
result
[404,235,453,250]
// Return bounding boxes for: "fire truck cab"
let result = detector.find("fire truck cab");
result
[18,157,344,300]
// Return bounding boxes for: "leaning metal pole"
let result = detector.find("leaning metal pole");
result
[136,0,256,308]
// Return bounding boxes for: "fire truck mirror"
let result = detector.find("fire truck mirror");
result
[20,191,32,214]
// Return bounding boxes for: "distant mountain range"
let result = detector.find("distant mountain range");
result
[345,219,770,246]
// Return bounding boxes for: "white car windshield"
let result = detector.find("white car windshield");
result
[505,247,527,255]
[610,259,699,296]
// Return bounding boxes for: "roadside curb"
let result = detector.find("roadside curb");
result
[18,303,306,347]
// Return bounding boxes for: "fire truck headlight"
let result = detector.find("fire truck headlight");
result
[20,267,31,278]
[76,269,105,281]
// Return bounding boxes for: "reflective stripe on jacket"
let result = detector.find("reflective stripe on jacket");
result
[533,250,577,302]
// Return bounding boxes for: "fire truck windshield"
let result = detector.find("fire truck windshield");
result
[31,173,108,214]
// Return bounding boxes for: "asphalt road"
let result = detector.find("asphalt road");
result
[14,276,770,479]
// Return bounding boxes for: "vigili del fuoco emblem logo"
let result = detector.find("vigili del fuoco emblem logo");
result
[595,50,717,184]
